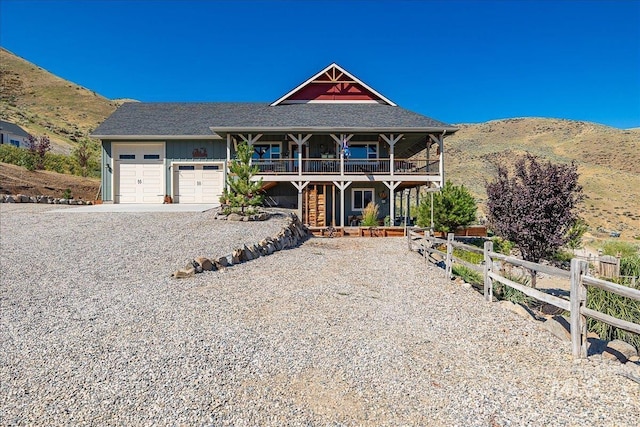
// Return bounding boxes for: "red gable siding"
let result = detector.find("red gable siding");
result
[287,82,380,101]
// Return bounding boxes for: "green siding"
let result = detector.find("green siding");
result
[165,140,226,160]
[164,140,227,195]
[345,183,390,220]
[101,141,112,201]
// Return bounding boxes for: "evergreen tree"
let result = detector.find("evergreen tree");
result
[221,141,263,212]
[416,181,477,232]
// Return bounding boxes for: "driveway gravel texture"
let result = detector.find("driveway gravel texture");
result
[1,204,638,426]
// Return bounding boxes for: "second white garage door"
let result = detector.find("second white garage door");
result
[175,164,224,203]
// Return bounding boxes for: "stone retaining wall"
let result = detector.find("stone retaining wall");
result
[1,194,93,205]
[172,212,309,278]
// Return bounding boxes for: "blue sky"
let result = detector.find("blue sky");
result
[1,0,639,128]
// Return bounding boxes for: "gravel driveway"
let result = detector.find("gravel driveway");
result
[1,204,638,426]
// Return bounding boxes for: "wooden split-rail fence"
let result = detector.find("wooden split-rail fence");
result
[407,229,640,360]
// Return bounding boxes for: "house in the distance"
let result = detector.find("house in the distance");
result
[92,63,457,227]
[0,120,30,148]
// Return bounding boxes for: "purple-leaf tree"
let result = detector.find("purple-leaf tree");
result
[485,154,583,287]
[26,134,51,170]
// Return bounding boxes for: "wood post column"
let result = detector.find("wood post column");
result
[330,134,353,177]
[333,180,352,227]
[429,133,445,188]
[292,181,310,221]
[288,134,312,176]
[383,181,401,225]
[380,134,402,176]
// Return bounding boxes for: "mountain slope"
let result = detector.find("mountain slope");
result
[444,118,640,238]
[0,47,119,153]
[1,49,637,237]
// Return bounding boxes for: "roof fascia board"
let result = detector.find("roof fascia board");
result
[270,63,397,107]
[210,126,458,133]
[90,134,222,140]
[282,100,383,104]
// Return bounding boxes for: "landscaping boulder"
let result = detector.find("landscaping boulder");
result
[603,340,638,363]
[232,249,242,264]
[195,256,213,271]
[541,315,571,341]
[498,300,536,321]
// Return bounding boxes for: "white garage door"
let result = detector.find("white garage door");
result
[175,164,224,203]
[114,144,164,204]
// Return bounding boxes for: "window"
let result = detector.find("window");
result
[178,165,195,170]
[144,154,160,160]
[349,143,377,159]
[352,188,375,210]
[119,154,135,160]
[203,165,219,170]
[252,143,281,160]
[10,139,20,147]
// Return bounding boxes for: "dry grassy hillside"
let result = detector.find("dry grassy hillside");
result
[0,47,119,153]
[444,118,640,239]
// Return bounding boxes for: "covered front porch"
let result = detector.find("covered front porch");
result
[228,132,445,178]
[259,179,438,231]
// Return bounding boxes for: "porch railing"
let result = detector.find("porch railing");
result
[252,158,440,176]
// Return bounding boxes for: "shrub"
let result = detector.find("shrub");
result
[565,217,589,250]
[491,236,514,255]
[587,284,640,350]
[451,264,482,286]
[486,154,582,287]
[416,181,477,232]
[600,240,639,258]
[453,248,483,265]
[620,255,640,279]
[26,134,51,170]
[0,143,100,178]
[0,144,27,164]
[552,250,574,263]
[493,272,536,306]
[361,202,379,226]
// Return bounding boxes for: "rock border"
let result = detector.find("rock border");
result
[172,212,309,279]
[1,194,93,205]
[213,209,271,222]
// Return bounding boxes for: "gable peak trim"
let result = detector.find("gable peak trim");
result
[270,63,397,107]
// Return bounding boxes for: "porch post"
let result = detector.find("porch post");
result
[380,134,402,176]
[288,133,312,177]
[330,133,353,177]
[383,181,401,226]
[226,134,231,191]
[333,180,352,227]
[292,181,310,221]
[429,133,445,187]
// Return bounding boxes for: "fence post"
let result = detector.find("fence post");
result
[570,258,588,360]
[484,240,494,302]
[423,230,428,262]
[407,228,411,251]
[445,233,454,279]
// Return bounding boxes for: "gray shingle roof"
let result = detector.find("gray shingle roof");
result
[91,102,457,137]
[0,120,30,137]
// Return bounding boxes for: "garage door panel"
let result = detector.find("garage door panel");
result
[175,164,224,203]
[114,144,164,204]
